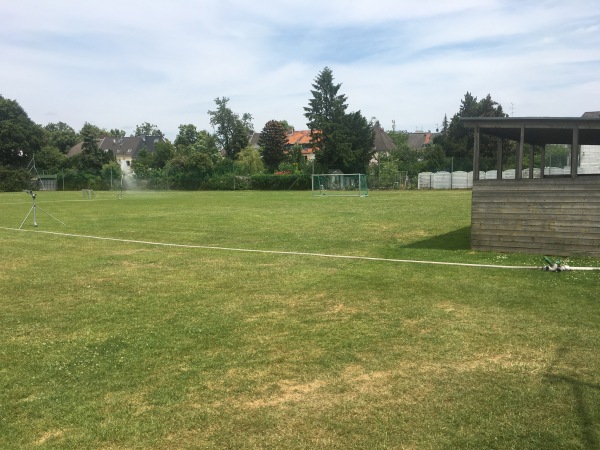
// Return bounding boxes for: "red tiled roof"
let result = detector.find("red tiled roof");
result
[286,130,314,154]
[287,130,312,146]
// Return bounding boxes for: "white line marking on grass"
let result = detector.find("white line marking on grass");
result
[0,226,547,270]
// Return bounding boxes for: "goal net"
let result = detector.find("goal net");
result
[312,173,368,197]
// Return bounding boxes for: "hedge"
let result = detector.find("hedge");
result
[249,173,311,190]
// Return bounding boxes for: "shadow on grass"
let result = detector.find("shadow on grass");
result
[545,347,600,450]
[403,226,471,251]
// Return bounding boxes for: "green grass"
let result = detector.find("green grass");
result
[1,190,599,449]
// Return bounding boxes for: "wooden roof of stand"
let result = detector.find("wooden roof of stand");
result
[461,115,600,146]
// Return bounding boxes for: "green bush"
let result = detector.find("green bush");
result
[145,170,170,190]
[58,169,107,190]
[200,175,235,190]
[0,167,34,192]
[250,173,311,190]
[0,167,313,192]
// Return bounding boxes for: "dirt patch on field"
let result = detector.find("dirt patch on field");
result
[244,379,327,408]
[34,429,66,446]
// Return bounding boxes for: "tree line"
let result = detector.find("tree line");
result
[369,92,570,188]
[2,68,565,191]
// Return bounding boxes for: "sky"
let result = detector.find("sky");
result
[1,0,599,141]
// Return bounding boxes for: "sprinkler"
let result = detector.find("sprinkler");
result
[543,256,570,272]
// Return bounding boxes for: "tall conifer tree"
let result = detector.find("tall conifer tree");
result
[304,67,349,170]
[258,120,288,172]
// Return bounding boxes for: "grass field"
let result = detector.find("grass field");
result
[1,190,599,449]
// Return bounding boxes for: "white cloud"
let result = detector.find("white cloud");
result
[1,0,599,139]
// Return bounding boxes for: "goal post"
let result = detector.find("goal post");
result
[312,173,368,197]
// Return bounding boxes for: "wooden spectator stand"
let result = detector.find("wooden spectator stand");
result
[461,113,600,256]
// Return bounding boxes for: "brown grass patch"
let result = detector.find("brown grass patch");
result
[340,364,395,396]
[104,391,153,416]
[326,302,358,316]
[244,379,327,408]
[34,429,66,446]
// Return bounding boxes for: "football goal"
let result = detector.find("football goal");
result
[312,173,368,197]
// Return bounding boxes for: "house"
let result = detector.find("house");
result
[248,132,261,149]
[249,129,316,160]
[285,129,314,160]
[68,135,163,170]
[252,125,396,163]
[372,125,396,162]
[407,131,437,150]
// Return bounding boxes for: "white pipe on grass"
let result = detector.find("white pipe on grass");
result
[2,227,600,271]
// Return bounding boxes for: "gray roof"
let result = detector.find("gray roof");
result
[248,132,261,147]
[407,132,438,149]
[373,126,396,152]
[68,135,163,158]
[102,135,163,158]
[66,139,103,157]
[582,111,600,118]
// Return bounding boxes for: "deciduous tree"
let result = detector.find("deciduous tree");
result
[78,123,109,139]
[435,92,507,169]
[44,122,79,153]
[175,124,201,150]
[78,122,113,174]
[192,131,220,164]
[166,152,213,190]
[36,146,67,173]
[235,146,264,175]
[108,129,126,138]
[153,141,175,168]
[208,97,253,160]
[0,95,44,167]
[134,122,164,138]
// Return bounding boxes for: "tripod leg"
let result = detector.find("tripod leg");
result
[36,206,66,226]
[19,206,34,229]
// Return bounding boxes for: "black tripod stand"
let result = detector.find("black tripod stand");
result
[19,190,66,229]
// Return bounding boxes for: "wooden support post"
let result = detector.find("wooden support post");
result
[571,127,579,178]
[473,125,480,180]
[540,144,546,178]
[496,139,503,179]
[529,144,534,179]
[516,125,524,180]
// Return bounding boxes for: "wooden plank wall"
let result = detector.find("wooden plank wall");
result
[471,177,600,256]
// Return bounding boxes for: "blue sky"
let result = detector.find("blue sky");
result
[1,0,599,140]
